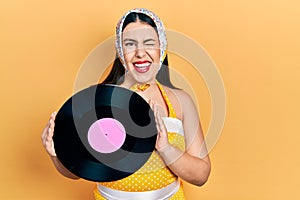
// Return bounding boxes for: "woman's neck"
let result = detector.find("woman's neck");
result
[120,78,157,90]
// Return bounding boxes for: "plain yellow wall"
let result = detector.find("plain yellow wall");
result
[1,0,300,199]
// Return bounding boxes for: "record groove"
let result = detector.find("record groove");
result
[53,84,157,182]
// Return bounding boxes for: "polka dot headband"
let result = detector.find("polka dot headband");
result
[115,8,167,69]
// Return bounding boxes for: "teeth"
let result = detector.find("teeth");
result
[134,63,150,68]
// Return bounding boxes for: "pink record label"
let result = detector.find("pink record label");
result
[87,118,126,153]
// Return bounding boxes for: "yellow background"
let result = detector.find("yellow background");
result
[1,0,300,199]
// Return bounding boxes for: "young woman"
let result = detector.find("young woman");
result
[42,8,211,200]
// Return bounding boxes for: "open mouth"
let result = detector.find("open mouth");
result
[133,61,151,73]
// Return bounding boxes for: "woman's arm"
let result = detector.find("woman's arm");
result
[50,156,80,180]
[155,90,211,186]
[41,112,80,180]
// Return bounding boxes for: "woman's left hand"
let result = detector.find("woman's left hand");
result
[149,99,170,151]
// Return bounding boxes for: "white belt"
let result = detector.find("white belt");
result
[97,179,180,200]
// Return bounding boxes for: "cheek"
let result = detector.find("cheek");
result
[123,52,134,64]
[148,49,160,63]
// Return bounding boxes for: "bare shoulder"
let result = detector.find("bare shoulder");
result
[165,87,194,105]
[171,88,191,99]
[163,86,196,119]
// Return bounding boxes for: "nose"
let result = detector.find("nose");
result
[135,45,146,58]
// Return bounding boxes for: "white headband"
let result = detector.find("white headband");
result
[115,8,167,69]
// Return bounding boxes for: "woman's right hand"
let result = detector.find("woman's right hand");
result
[41,112,57,157]
[41,112,80,179]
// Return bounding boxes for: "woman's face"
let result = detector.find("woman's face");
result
[122,21,160,84]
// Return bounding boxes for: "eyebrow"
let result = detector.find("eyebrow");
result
[123,38,137,42]
[123,38,157,43]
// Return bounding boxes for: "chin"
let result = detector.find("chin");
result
[132,75,155,84]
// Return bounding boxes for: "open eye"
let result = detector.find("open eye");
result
[124,42,136,47]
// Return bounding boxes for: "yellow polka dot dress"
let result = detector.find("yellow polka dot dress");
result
[94,82,186,199]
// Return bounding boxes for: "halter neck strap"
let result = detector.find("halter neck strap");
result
[156,81,177,118]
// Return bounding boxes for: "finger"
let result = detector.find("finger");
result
[148,99,156,111]
[152,101,158,113]
[156,123,161,133]
[44,119,52,131]
[43,112,56,139]
[158,113,168,135]
[48,112,57,136]
[50,111,57,120]
[43,116,53,138]
[42,132,49,147]
[156,110,163,127]
[46,127,53,142]
[49,126,55,138]
[154,109,161,132]
[41,127,47,141]
[41,124,50,142]
[152,103,161,132]
[49,118,55,130]
[48,112,56,125]
[41,133,46,145]
[50,112,56,124]
[52,111,57,120]
[154,112,159,125]
[50,140,57,157]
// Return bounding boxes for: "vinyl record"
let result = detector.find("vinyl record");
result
[53,84,157,182]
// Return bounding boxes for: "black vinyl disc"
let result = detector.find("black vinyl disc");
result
[53,84,157,182]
